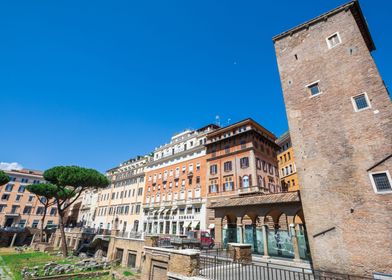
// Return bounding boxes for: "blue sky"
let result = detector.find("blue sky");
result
[1,0,391,172]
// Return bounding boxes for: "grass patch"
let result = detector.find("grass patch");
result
[1,251,68,280]
[123,270,134,276]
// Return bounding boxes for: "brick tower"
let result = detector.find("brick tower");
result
[273,1,392,276]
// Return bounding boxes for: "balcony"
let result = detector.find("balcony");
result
[174,174,180,181]
[187,172,193,177]
[237,185,266,194]
[176,199,186,205]
[188,197,202,204]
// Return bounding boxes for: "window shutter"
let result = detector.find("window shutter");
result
[239,176,242,188]
[249,175,252,186]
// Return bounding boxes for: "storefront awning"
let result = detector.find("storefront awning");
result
[208,223,215,229]
[163,208,170,215]
[184,221,191,228]
[158,207,165,213]
[191,221,200,228]
[171,206,178,211]
[150,210,157,215]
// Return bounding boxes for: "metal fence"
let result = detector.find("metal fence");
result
[200,256,373,280]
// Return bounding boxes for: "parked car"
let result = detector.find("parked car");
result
[170,230,214,249]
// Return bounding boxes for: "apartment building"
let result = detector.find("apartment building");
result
[77,189,98,228]
[205,118,281,234]
[273,0,392,275]
[143,124,218,236]
[94,156,150,233]
[0,169,59,229]
[276,132,299,191]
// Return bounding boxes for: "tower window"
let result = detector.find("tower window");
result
[369,171,392,194]
[326,32,341,49]
[307,81,321,97]
[351,93,371,112]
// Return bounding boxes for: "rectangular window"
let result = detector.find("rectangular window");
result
[210,165,218,175]
[326,32,341,49]
[16,195,22,201]
[307,82,321,97]
[36,207,45,215]
[0,205,6,213]
[224,177,234,191]
[240,157,249,168]
[369,171,392,194]
[5,184,14,192]
[224,161,232,172]
[31,220,39,228]
[18,186,25,193]
[209,180,218,193]
[50,208,57,216]
[352,93,371,112]
[11,205,19,214]
[1,194,10,201]
[256,158,261,170]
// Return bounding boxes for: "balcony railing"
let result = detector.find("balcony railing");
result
[116,230,144,239]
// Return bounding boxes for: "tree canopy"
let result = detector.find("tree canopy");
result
[0,170,10,185]
[44,166,109,190]
[41,165,109,257]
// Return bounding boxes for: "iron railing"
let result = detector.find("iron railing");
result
[199,256,373,280]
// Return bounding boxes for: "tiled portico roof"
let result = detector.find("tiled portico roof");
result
[209,191,300,208]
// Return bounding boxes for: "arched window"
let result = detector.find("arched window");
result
[242,176,249,188]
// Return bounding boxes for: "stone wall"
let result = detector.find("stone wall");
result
[141,247,200,280]
[274,3,392,276]
[107,236,145,269]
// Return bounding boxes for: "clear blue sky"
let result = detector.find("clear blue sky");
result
[1,0,391,172]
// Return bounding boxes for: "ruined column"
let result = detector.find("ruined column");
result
[262,224,269,258]
[290,224,301,262]
[9,233,17,247]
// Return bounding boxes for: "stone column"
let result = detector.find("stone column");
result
[236,217,243,243]
[290,224,301,262]
[168,250,200,277]
[214,217,222,245]
[262,224,269,258]
[30,233,37,246]
[228,243,252,264]
[9,233,17,247]
[74,237,80,250]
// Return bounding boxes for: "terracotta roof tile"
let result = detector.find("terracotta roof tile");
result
[209,191,300,208]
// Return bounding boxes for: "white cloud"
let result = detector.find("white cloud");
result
[0,162,23,171]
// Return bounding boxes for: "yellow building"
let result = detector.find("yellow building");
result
[276,132,299,191]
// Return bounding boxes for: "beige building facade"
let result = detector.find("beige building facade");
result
[94,155,151,234]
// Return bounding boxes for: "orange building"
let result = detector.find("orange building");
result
[0,169,59,229]
[205,118,281,235]
[143,124,218,235]
[276,132,299,191]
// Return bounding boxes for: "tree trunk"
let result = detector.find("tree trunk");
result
[40,205,48,242]
[57,199,68,257]
[58,212,68,257]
